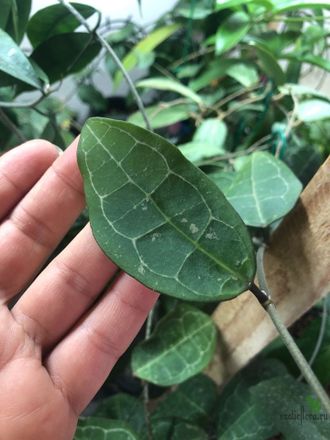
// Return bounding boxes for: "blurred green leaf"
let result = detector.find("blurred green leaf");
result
[272,1,330,14]
[0,0,13,30]
[152,374,218,428]
[285,53,330,72]
[78,84,108,113]
[132,304,217,386]
[176,6,214,19]
[216,359,287,439]
[27,3,97,48]
[114,24,181,88]
[209,171,235,193]
[74,417,139,439]
[31,33,101,83]
[180,118,227,162]
[94,394,145,435]
[5,0,31,43]
[215,11,250,55]
[279,84,330,101]
[151,419,208,440]
[297,99,330,122]
[108,23,135,43]
[128,102,197,128]
[252,376,330,439]
[250,41,285,85]
[225,62,259,87]
[225,152,302,227]
[0,28,41,88]
[137,77,203,105]
[216,0,272,10]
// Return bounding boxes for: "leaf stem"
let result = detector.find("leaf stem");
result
[58,0,151,130]
[0,108,26,143]
[250,247,330,415]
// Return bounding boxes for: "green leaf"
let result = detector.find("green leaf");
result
[283,53,330,72]
[279,83,330,101]
[0,28,41,88]
[107,23,135,43]
[179,118,227,162]
[217,359,287,439]
[225,152,302,227]
[215,11,250,55]
[5,0,31,43]
[209,171,235,193]
[225,62,259,87]
[0,0,13,30]
[151,419,208,440]
[189,59,258,91]
[137,77,203,105]
[297,99,330,122]
[152,374,217,427]
[251,376,330,439]
[31,33,101,83]
[78,117,256,301]
[93,394,145,435]
[128,102,196,129]
[74,417,139,439]
[27,3,97,48]
[114,24,181,88]
[78,84,108,113]
[272,0,330,14]
[251,42,285,85]
[131,304,217,386]
[216,0,272,10]
[176,6,214,19]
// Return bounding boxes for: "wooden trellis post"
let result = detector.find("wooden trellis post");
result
[208,157,330,385]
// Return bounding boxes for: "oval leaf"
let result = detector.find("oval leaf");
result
[128,102,196,129]
[297,99,330,122]
[215,11,250,55]
[27,3,97,48]
[152,374,218,427]
[0,28,41,88]
[151,419,208,440]
[74,417,139,440]
[78,117,256,301]
[94,394,145,435]
[224,152,302,227]
[31,33,101,83]
[137,77,203,105]
[131,304,217,386]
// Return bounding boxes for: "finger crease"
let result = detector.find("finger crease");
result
[50,163,84,197]
[9,204,56,250]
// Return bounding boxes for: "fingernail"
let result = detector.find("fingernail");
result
[56,146,64,155]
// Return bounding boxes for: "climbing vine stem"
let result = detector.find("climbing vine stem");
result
[249,246,330,415]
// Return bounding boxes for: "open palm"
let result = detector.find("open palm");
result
[0,139,158,440]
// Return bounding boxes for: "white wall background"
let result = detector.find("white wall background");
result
[31,0,178,25]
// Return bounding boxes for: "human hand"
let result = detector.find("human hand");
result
[0,139,158,440]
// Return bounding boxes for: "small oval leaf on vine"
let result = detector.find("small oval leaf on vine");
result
[131,304,217,386]
[224,152,303,227]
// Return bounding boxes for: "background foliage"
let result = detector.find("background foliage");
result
[1,0,329,438]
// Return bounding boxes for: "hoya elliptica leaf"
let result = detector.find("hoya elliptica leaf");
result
[78,117,256,301]
[74,417,139,439]
[131,304,217,386]
[224,152,302,227]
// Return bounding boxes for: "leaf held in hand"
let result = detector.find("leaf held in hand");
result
[78,117,256,301]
